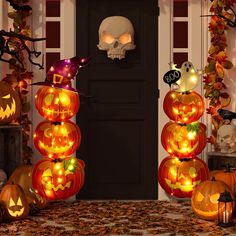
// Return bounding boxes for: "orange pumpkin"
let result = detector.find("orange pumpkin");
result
[32,157,85,201]
[0,81,21,125]
[8,162,47,212]
[163,91,204,124]
[161,121,206,158]
[210,166,236,195]
[191,177,235,221]
[0,183,29,221]
[35,87,79,122]
[158,156,209,198]
[34,120,81,159]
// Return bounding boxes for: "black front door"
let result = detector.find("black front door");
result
[76,0,158,199]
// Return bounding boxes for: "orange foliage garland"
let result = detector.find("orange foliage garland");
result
[204,1,236,145]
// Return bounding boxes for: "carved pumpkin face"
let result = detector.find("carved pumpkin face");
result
[161,122,206,158]
[35,87,79,122]
[0,183,29,221]
[0,81,21,125]
[191,178,235,220]
[158,156,209,198]
[163,91,204,124]
[8,163,47,210]
[34,120,81,159]
[32,157,85,200]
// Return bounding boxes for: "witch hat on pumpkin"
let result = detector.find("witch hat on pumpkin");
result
[32,56,91,92]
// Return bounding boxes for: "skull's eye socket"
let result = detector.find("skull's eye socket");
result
[189,167,197,178]
[102,33,115,44]
[119,33,131,44]
[17,197,22,206]
[44,94,54,105]
[59,92,70,106]
[9,198,15,207]
[210,193,220,204]
[196,192,204,202]
[2,94,10,99]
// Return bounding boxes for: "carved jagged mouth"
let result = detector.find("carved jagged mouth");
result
[39,141,73,154]
[165,179,200,192]
[42,107,71,116]
[8,207,24,217]
[0,99,16,119]
[170,141,199,154]
[44,181,71,191]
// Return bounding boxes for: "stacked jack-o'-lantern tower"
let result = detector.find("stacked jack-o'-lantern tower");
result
[32,56,90,201]
[158,61,209,198]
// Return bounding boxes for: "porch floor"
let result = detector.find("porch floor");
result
[0,200,234,236]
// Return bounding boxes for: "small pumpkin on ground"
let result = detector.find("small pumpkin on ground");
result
[191,177,235,221]
[0,183,29,221]
[209,164,236,195]
[8,161,47,214]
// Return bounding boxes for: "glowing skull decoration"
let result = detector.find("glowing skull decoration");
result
[217,124,236,153]
[97,16,136,60]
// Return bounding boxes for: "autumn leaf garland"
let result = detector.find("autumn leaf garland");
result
[3,0,34,162]
[204,0,235,145]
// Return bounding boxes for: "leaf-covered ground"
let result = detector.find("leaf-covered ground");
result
[0,200,234,235]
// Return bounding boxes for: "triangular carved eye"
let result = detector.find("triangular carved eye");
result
[2,94,10,99]
[196,192,204,202]
[9,198,15,207]
[42,168,53,177]
[44,94,54,105]
[17,197,22,206]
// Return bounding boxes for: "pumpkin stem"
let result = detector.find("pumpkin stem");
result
[52,158,62,163]
[179,158,191,162]
[211,176,216,181]
[53,121,61,126]
[182,91,190,95]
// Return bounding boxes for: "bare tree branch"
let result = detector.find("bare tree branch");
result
[0,30,46,70]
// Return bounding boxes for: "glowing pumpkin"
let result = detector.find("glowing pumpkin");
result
[191,177,235,220]
[158,156,209,198]
[35,87,79,121]
[0,183,29,221]
[163,91,204,124]
[34,120,81,159]
[8,162,47,213]
[210,166,236,195]
[0,81,21,125]
[32,157,85,201]
[161,121,206,158]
